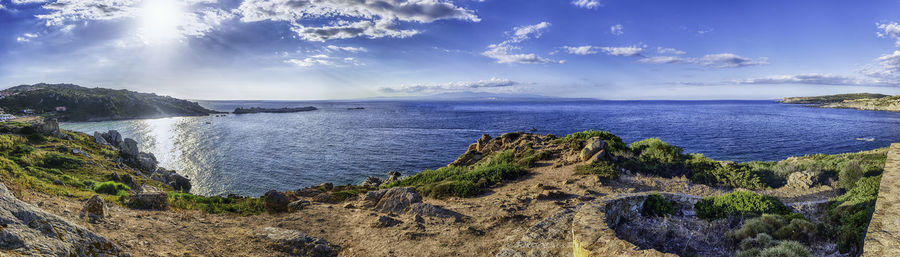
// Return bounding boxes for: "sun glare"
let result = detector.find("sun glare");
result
[137,0,185,45]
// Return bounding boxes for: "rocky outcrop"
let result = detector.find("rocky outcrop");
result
[93,132,109,145]
[95,130,192,193]
[451,133,555,167]
[786,171,822,189]
[32,118,70,139]
[80,195,107,223]
[120,138,139,158]
[0,183,126,256]
[373,216,401,228]
[264,190,290,213]
[256,227,338,256]
[100,130,124,148]
[151,168,191,193]
[131,185,168,210]
[360,187,462,218]
[580,137,607,162]
[360,172,403,187]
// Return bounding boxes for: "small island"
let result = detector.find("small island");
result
[781,93,900,112]
[233,106,318,114]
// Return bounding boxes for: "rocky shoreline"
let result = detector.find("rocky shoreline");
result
[781,93,900,112]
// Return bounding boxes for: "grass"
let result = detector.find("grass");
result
[574,161,618,179]
[93,181,130,196]
[383,149,528,198]
[695,191,791,220]
[167,192,265,216]
[827,175,881,254]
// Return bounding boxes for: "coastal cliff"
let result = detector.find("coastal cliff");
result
[0,123,889,256]
[781,93,900,112]
[0,83,215,121]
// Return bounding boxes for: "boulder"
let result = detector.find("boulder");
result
[449,150,483,167]
[34,118,69,139]
[132,186,168,210]
[103,130,124,148]
[80,195,107,223]
[373,215,401,228]
[120,138,140,158]
[288,200,311,212]
[311,193,337,204]
[475,134,492,152]
[787,171,822,189]
[360,187,463,218]
[150,168,191,193]
[296,188,323,197]
[93,132,110,145]
[383,171,402,184]
[256,227,338,257]
[580,137,608,162]
[0,183,125,256]
[264,190,290,213]
[137,152,158,172]
[360,176,383,187]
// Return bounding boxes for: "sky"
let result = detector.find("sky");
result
[1,0,900,100]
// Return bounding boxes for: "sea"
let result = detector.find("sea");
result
[59,100,900,197]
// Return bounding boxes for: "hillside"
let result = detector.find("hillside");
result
[821,95,900,112]
[0,83,215,121]
[780,93,890,104]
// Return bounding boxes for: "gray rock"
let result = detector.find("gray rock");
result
[256,227,338,257]
[150,168,191,193]
[288,200,311,212]
[103,130,124,148]
[35,118,69,139]
[580,137,608,162]
[317,183,333,191]
[264,190,289,213]
[383,171,402,184]
[0,183,126,256]
[360,176,383,187]
[787,171,822,189]
[137,152,158,172]
[93,132,110,145]
[296,188,323,197]
[120,138,139,158]
[80,195,106,223]
[373,215,401,228]
[132,186,168,210]
[360,187,463,218]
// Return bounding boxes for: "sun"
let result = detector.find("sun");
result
[137,0,185,45]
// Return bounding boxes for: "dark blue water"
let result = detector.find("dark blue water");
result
[60,100,900,196]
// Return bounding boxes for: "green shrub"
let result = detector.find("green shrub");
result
[559,130,628,155]
[758,240,812,257]
[773,218,818,243]
[828,175,881,253]
[167,192,265,216]
[837,160,864,190]
[729,215,786,243]
[738,233,776,251]
[695,191,791,220]
[629,138,686,175]
[641,193,674,217]
[574,161,618,179]
[41,152,83,169]
[384,150,527,198]
[332,189,360,201]
[93,181,130,195]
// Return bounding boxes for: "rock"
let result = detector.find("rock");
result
[343,203,355,209]
[80,195,107,223]
[102,130,124,148]
[580,137,607,162]
[449,149,483,166]
[93,132,110,145]
[264,190,290,213]
[296,188,323,197]
[414,214,425,223]
[360,187,463,218]
[34,118,69,139]
[151,168,191,193]
[288,200,310,212]
[360,176,383,187]
[536,190,569,200]
[318,182,333,191]
[256,227,338,256]
[120,138,140,158]
[373,215,401,228]
[137,152,158,172]
[466,226,485,236]
[787,171,822,189]
[132,186,168,210]
[475,134,492,152]
[383,171,402,184]
[72,148,89,157]
[0,183,126,256]
[311,193,337,204]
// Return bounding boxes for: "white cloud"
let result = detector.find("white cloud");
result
[639,53,766,68]
[657,47,685,55]
[877,22,900,46]
[37,0,139,26]
[599,46,644,57]
[16,33,38,43]
[483,22,562,64]
[563,45,597,55]
[610,24,623,35]
[860,50,900,82]
[735,74,871,85]
[11,0,47,4]
[235,0,480,41]
[379,78,519,94]
[326,45,367,53]
[0,4,5,9]
[284,53,362,67]
[697,25,714,35]
[571,0,601,9]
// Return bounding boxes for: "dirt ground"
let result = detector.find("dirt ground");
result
[13,161,838,257]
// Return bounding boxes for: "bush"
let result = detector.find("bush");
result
[738,233,776,251]
[641,193,674,217]
[695,191,791,220]
[828,175,881,253]
[758,240,812,257]
[837,160,864,190]
[729,215,787,243]
[41,153,83,169]
[574,161,618,179]
[629,138,686,175]
[168,192,265,216]
[384,150,528,198]
[773,218,818,243]
[559,130,628,155]
[93,181,130,195]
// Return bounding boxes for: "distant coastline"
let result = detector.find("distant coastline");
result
[781,93,900,112]
[233,106,318,114]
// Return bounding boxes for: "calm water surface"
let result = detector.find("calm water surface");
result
[60,100,900,196]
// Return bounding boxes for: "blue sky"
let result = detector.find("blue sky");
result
[1,0,900,100]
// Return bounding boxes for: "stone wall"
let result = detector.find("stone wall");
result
[862,143,900,256]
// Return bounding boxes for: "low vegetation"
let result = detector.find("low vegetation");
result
[695,191,791,220]
[167,192,265,216]
[640,193,674,217]
[827,175,881,254]
[574,161,618,179]
[383,150,528,198]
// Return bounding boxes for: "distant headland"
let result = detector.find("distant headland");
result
[233,106,318,114]
[0,83,216,122]
[781,93,900,112]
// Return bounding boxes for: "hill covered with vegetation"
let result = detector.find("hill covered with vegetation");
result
[780,93,890,104]
[0,83,215,121]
